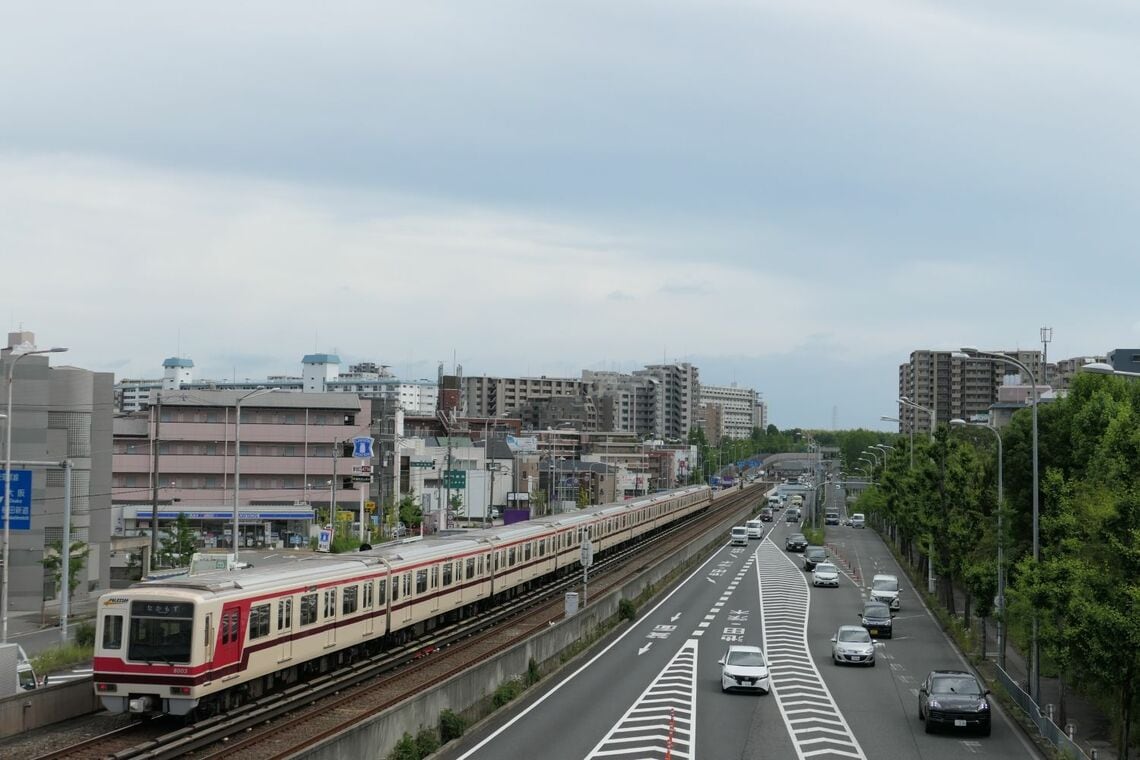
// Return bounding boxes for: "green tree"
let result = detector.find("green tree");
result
[160,512,198,568]
[397,492,422,530]
[41,540,89,600]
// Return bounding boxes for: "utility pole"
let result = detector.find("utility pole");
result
[150,392,161,567]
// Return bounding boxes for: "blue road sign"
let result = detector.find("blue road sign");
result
[352,436,374,458]
[0,469,32,530]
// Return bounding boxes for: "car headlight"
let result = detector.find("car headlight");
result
[927,699,941,709]
[977,699,989,711]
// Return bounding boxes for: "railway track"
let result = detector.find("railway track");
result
[30,485,762,760]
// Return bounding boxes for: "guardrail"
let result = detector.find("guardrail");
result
[990,663,1095,760]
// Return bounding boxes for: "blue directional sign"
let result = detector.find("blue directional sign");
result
[352,436,375,459]
[0,469,32,531]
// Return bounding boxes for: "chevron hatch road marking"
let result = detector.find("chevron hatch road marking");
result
[757,539,868,760]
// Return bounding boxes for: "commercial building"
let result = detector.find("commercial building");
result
[111,390,372,559]
[1,331,113,615]
[699,383,764,441]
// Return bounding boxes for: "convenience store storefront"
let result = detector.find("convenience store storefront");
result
[120,504,316,550]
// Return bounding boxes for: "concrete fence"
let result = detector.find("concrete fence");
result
[0,678,101,738]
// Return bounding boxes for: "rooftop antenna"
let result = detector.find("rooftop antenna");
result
[1040,326,1053,386]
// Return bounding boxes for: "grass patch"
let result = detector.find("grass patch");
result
[33,642,93,675]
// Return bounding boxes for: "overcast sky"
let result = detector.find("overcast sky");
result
[3,1,1139,429]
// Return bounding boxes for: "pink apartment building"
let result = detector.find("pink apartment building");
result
[113,390,373,556]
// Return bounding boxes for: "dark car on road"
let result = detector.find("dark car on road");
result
[759,507,773,522]
[859,600,894,639]
[918,670,991,735]
[802,546,828,570]
[785,533,808,552]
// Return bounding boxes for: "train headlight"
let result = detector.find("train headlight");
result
[170,686,192,696]
[96,682,118,692]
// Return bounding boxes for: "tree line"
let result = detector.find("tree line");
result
[852,372,1139,757]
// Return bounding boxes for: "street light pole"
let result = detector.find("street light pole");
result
[3,346,67,645]
[951,418,1005,669]
[234,387,279,565]
[882,415,912,469]
[962,347,1038,701]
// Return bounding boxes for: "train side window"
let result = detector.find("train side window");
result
[300,593,318,625]
[102,615,123,649]
[343,585,358,615]
[249,604,271,640]
[508,547,516,567]
[278,598,293,630]
[378,579,387,605]
[323,589,337,618]
[466,557,475,580]
[402,573,411,598]
[494,552,500,571]
[431,566,439,589]
[416,569,428,594]
[524,542,532,561]
[442,562,453,586]
[363,581,373,609]
[538,540,545,557]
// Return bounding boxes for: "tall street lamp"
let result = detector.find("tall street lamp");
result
[1082,362,1140,378]
[234,387,280,564]
[961,346,1039,702]
[3,346,68,644]
[882,415,912,468]
[899,396,936,438]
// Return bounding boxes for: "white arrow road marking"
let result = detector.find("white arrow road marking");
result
[671,613,682,622]
[639,643,653,655]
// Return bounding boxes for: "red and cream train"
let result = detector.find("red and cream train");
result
[93,484,712,716]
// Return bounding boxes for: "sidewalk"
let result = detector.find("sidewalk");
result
[979,617,1117,759]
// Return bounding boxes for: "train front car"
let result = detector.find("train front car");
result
[94,587,209,715]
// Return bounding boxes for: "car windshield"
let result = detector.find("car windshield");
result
[726,649,766,667]
[873,578,897,592]
[814,563,836,573]
[864,603,889,616]
[838,629,871,643]
[931,676,982,695]
[790,534,805,541]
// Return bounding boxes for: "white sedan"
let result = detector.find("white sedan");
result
[811,562,840,587]
[718,645,771,693]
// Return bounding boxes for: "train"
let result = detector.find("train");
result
[92,484,712,717]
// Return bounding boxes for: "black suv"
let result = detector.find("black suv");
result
[759,507,773,522]
[785,533,808,552]
[918,670,991,735]
[859,600,894,638]
[802,546,828,570]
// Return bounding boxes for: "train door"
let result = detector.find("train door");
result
[400,573,414,625]
[323,588,337,648]
[430,565,441,614]
[363,580,375,637]
[278,598,293,661]
[213,604,244,679]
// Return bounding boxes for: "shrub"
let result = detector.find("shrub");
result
[32,642,93,676]
[492,678,524,707]
[526,657,541,686]
[439,709,466,742]
[618,598,637,622]
[414,728,439,756]
[387,732,418,760]
[74,620,96,648]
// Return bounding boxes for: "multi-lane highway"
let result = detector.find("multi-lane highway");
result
[442,486,1044,759]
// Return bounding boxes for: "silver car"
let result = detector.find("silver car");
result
[831,625,875,666]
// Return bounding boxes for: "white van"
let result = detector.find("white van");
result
[746,520,764,539]
[850,513,865,529]
[871,574,900,610]
[730,526,749,546]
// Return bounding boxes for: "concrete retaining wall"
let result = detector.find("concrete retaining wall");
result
[301,518,729,760]
[0,679,100,738]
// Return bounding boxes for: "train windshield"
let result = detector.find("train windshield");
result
[128,601,194,664]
